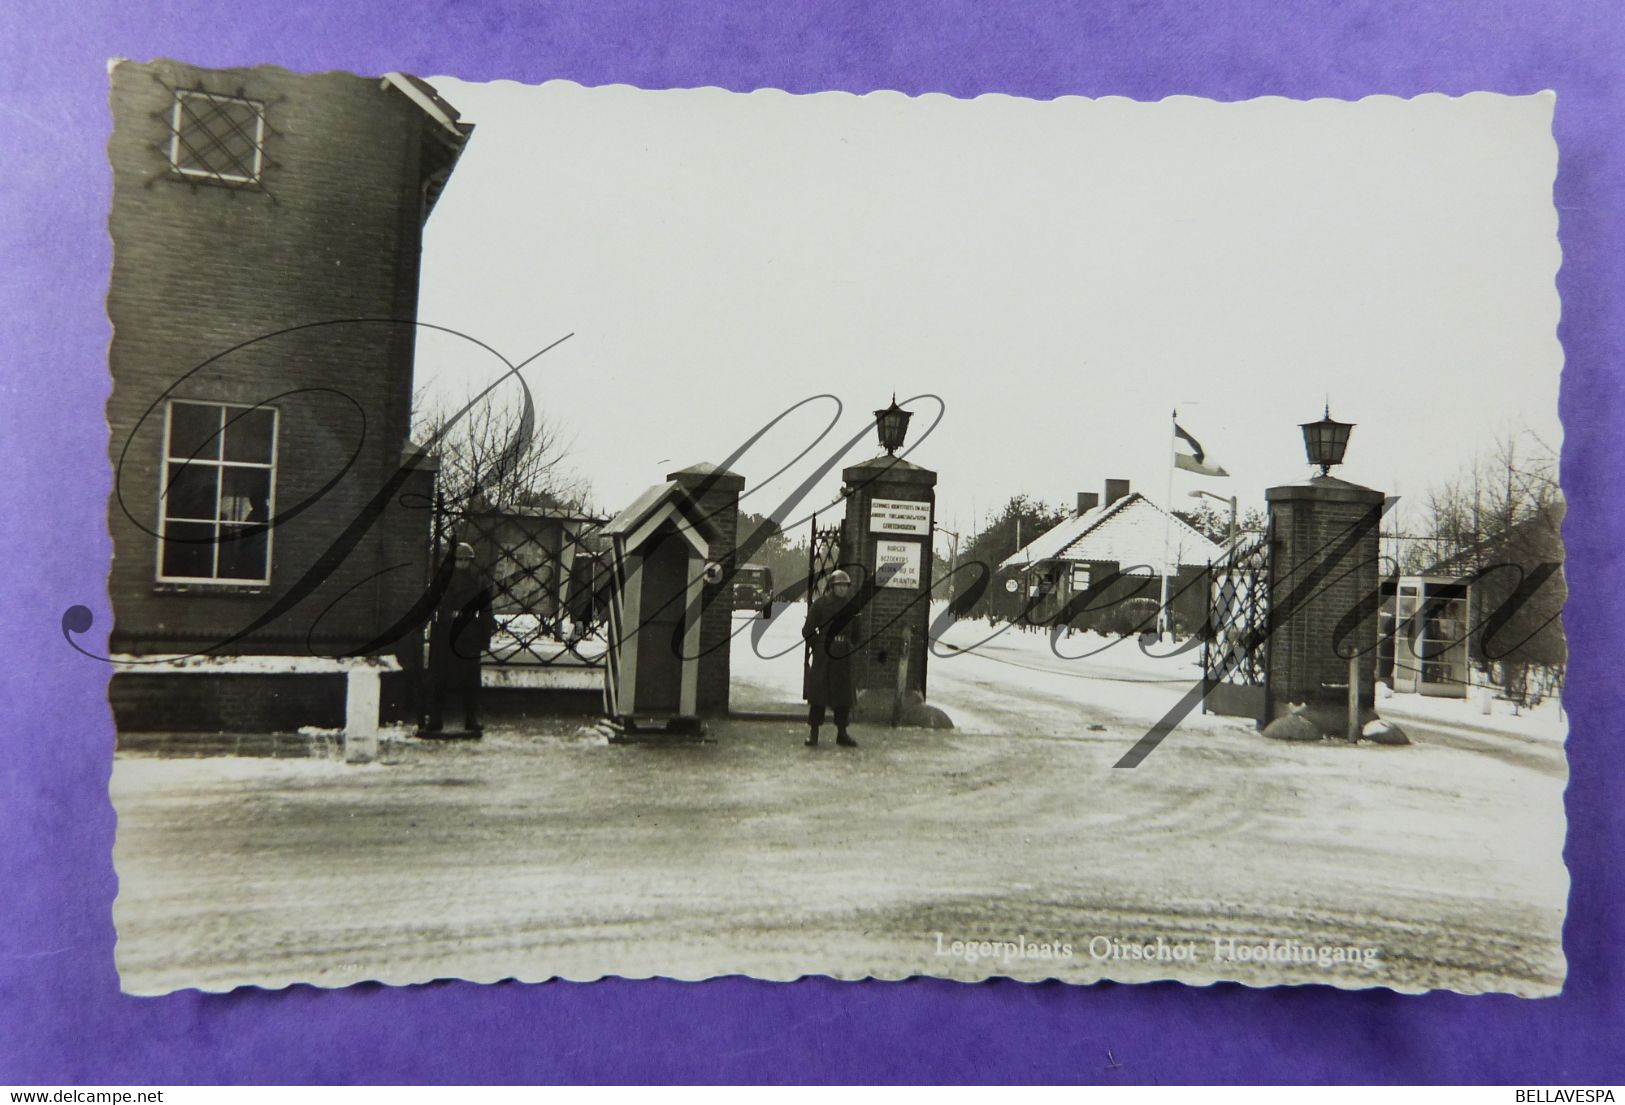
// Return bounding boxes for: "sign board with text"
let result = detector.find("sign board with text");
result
[870,498,931,536]
[875,540,923,589]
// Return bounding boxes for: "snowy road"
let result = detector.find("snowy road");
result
[111,612,1567,996]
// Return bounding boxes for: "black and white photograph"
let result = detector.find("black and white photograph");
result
[100,63,1568,997]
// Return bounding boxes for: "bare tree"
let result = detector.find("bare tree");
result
[1410,433,1561,572]
[411,386,590,515]
[1174,502,1266,547]
[1407,431,1565,702]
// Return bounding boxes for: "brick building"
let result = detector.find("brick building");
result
[105,61,471,730]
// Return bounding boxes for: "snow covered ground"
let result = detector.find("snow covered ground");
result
[487,614,607,664]
[734,602,1566,745]
[110,606,1569,997]
[1377,682,1566,743]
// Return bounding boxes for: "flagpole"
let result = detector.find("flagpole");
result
[1160,407,1176,638]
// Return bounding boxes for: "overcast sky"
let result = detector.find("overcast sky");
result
[413,80,1561,545]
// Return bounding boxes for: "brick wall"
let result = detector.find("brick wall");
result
[105,61,450,662]
[109,672,347,732]
[1265,481,1385,716]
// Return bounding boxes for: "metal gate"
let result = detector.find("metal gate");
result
[803,513,846,675]
[431,494,613,669]
[806,513,845,598]
[1202,530,1270,720]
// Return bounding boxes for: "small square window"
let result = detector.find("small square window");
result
[168,90,266,186]
[157,401,279,584]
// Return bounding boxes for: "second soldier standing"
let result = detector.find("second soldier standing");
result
[803,568,860,747]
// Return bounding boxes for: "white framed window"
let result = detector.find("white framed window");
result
[167,89,266,185]
[157,401,279,584]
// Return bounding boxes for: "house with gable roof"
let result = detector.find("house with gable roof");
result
[996,480,1223,633]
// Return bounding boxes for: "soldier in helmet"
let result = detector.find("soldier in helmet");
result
[425,541,495,734]
[803,568,861,747]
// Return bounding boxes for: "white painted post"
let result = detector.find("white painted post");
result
[344,668,381,764]
[892,624,913,728]
[1347,651,1360,743]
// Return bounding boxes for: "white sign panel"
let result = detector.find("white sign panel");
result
[870,497,931,536]
[875,540,922,589]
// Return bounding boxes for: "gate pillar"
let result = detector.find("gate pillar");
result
[1263,473,1402,743]
[667,462,745,715]
[839,455,936,721]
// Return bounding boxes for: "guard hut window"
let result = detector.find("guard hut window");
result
[157,401,278,584]
[167,89,266,186]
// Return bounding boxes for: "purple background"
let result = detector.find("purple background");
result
[2,0,1621,1085]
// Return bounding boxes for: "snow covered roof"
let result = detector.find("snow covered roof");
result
[997,492,1224,573]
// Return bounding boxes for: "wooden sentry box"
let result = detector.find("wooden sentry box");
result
[601,481,720,729]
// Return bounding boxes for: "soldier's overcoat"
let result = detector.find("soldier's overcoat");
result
[803,591,861,708]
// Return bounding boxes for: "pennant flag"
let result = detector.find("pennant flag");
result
[1174,421,1230,477]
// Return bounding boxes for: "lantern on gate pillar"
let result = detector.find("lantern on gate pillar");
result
[1300,405,1355,476]
[874,396,913,456]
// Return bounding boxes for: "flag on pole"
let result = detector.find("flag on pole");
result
[1173,421,1229,477]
